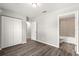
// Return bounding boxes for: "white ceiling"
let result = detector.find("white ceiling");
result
[0,3,79,18]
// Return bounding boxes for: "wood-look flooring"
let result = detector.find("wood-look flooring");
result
[0,39,78,56]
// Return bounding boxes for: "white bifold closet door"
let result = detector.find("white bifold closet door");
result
[13,18,22,45]
[1,16,22,48]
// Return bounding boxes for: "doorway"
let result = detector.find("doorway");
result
[26,21,36,43]
[26,21,31,43]
[58,11,78,55]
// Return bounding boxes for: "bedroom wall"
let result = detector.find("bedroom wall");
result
[34,6,79,48]
[78,11,79,54]
[0,9,2,49]
[35,12,59,47]
[0,16,1,49]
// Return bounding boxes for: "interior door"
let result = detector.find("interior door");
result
[31,21,36,40]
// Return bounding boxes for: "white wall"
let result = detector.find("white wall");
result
[22,21,27,43]
[31,21,36,40]
[26,22,31,39]
[0,9,2,49]
[34,6,79,48]
[35,13,59,48]
[78,11,79,54]
[0,16,1,49]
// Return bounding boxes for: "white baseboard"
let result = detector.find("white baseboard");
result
[60,36,76,45]
[21,42,26,44]
[34,40,59,48]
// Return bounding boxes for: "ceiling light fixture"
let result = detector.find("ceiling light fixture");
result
[32,3,40,8]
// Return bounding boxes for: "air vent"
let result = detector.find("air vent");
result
[42,10,47,13]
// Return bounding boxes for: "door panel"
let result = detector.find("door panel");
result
[14,19,22,45]
[2,16,14,48]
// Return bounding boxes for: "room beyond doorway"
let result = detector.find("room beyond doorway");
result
[58,11,78,54]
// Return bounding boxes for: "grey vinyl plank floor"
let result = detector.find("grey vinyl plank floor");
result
[0,39,78,56]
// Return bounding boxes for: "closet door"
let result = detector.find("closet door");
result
[2,16,14,48]
[13,19,22,45]
[1,16,22,48]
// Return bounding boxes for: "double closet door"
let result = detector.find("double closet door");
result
[1,16,22,48]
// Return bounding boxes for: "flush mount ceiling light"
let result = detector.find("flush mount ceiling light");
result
[32,3,40,8]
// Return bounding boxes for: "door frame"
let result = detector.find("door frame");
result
[58,11,79,54]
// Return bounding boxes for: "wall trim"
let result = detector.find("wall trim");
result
[60,36,76,45]
[34,40,59,48]
[21,41,27,44]
[0,15,24,20]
